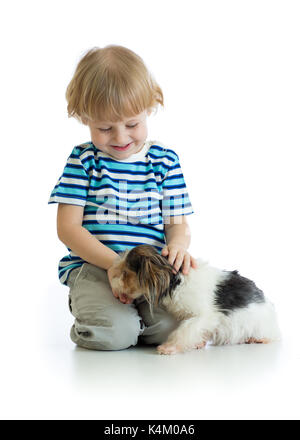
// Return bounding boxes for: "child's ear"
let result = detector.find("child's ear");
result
[81,116,89,125]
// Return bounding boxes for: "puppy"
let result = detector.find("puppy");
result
[110,245,280,354]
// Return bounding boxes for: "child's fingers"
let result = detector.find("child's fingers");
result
[161,246,169,256]
[181,254,191,275]
[173,251,185,273]
[162,247,176,271]
[167,248,178,267]
[191,256,198,268]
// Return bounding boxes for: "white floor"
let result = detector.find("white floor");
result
[1,281,300,421]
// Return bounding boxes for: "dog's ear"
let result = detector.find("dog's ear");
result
[126,245,181,310]
[126,246,175,307]
[139,256,173,307]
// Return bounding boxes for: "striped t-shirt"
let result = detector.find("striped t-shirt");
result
[48,140,193,285]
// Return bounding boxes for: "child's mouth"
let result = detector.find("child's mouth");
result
[111,142,132,151]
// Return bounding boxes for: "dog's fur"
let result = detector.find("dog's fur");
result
[110,245,280,354]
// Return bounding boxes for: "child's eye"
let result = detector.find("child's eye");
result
[98,123,138,132]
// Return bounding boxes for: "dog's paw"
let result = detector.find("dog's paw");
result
[194,341,206,350]
[245,337,270,344]
[157,343,182,355]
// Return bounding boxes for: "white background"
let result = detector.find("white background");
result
[1,0,299,420]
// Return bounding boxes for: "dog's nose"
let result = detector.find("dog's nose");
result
[118,293,134,304]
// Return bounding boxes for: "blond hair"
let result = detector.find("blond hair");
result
[66,45,164,123]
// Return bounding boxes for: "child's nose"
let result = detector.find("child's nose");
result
[112,128,130,146]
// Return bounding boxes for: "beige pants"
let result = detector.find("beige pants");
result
[67,263,178,351]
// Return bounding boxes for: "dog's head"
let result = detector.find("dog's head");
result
[110,245,182,309]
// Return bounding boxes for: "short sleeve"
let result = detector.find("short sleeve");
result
[161,152,194,219]
[48,147,89,207]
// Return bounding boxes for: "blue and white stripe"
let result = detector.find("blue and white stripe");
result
[49,140,193,285]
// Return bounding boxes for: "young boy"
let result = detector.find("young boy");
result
[49,45,196,350]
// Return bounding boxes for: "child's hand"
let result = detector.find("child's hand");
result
[107,265,133,305]
[161,244,197,275]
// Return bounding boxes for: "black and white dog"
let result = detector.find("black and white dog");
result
[110,245,280,354]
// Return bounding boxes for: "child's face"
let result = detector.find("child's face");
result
[86,110,149,160]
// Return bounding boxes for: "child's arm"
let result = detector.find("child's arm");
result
[57,204,140,304]
[57,204,119,270]
[162,216,197,275]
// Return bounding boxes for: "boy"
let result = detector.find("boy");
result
[49,45,196,350]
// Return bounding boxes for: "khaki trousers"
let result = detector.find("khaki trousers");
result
[67,263,178,351]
